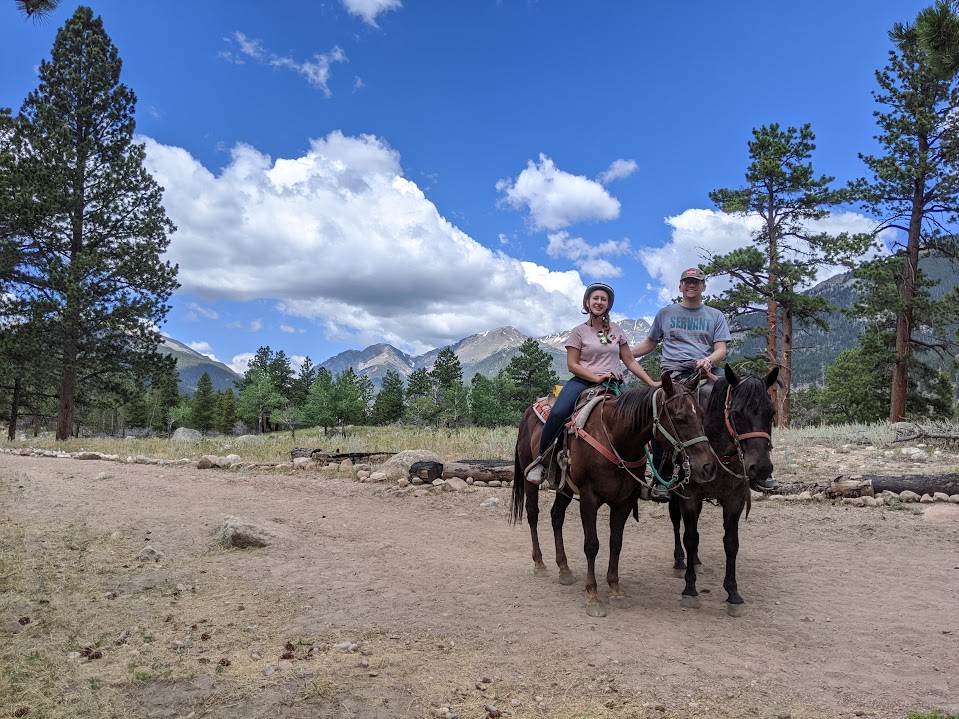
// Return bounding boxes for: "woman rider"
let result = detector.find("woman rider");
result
[526,282,660,485]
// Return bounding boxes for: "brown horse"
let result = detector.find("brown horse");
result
[665,364,779,616]
[511,374,718,617]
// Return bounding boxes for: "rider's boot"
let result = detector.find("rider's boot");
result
[525,457,545,485]
[757,476,779,490]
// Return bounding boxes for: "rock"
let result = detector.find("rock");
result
[432,478,445,486]
[356,470,370,480]
[293,457,314,469]
[796,490,812,501]
[379,449,443,481]
[880,490,900,501]
[949,494,959,504]
[95,472,113,481]
[369,471,387,482]
[220,454,241,465]
[841,497,866,507]
[397,477,410,487]
[863,496,878,507]
[197,455,219,469]
[219,517,272,549]
[933,492,950,502]
[339,459,354,473]
[481,497,500,508]
[920,493,934,504]
[234,434,261,444]
[444,477,469,492]
[137,546,164,562]
[899,490,921,502]
[171,427,203,442]
[74,452,104,460]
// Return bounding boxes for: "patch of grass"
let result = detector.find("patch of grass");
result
[2,425,519,464]
[908,712,959,719]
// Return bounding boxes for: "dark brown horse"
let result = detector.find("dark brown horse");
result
[665,364,778,616]
[511,374,718,617]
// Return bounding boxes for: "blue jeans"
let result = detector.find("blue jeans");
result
[538,377,594,457]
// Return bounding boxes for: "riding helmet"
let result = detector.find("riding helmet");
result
[583,282,615,312]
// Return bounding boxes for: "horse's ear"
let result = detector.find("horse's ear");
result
[661,371,676,396]
[765,366,780,388]
[724,363,739,387]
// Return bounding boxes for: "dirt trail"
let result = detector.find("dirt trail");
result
[1,451,958,719]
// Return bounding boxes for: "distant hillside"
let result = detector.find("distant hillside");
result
[732,255,959,387]
[318,319,652,389]
[157,337,242,395]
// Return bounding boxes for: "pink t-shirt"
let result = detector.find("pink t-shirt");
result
[565,322,628,381]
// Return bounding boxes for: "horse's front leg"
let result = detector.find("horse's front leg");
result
[679,499,702,608]
[578,493,606,617]
[550,490,577,585]
[525,480,548,576]
[722,498,747,617]
[606,500,633,601]
[669,496,685,576]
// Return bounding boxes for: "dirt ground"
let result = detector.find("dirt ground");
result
[1,446,958,719]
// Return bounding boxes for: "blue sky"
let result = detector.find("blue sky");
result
[1,0,926,374]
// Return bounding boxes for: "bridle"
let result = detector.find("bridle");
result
[643,387,711,492]
[718,383,772,471]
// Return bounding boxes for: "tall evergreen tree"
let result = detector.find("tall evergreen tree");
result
[406,367,432,399]
[706,123,873,425]
[852,19,959,421]
[189,372,216,431]
[14,0,63,22]
[913,0,959,79]
[372,369,404,424]
[290,356,317,407]
[430,348,467,426]
[5,7,178,439]
[304,367,335,433]
[506,338,558,411]
[215,387,238,435]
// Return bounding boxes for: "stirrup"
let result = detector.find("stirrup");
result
[525,457,545,485]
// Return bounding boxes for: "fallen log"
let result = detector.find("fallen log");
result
[810,473,959,499]
[442,459,513,484]
[863,473,959,497]
[291,448,396,463]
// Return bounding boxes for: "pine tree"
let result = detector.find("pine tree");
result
[506,338,558,411]
[304,367,335,433]
[430,348,466,427]
[372,370,404,424]
[852,19,959,420]
[189,372,216,431]
[6,7,178,439]
[706,123,873,425]
[406,368,432,399]
[215,388,238,434]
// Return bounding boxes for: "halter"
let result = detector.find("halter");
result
[647,387,711,490]
[721,384,772,468]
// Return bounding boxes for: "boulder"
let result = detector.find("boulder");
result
[379,449,443,481]
[171,427,202,442]
[219,517,273,549]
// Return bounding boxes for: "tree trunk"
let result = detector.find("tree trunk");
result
[56,358,77,441]
[766,216,779,410]
[779,299,793,427]
[889,166,925,421]
[442,460,514,484]
[8,377,21,441]
[800,474,959,498]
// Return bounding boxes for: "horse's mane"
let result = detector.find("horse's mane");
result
[706,373,772,418]
[609,385,657,435]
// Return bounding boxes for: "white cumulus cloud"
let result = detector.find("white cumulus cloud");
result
[142,132,589,355]
[188,341,219,362]
[546,231,631,278]
[640,208,890,305]
[496,154,621,231]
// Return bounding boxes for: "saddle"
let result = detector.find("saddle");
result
[532,384,620,494]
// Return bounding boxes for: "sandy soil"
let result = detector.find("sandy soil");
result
[1,446,958,719]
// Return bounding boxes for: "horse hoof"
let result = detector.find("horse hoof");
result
[672,568,685,578]
[610,591,626,601]
[533,566,549,577]
[726,602,747,618]
[680,595,701,609]
[558,571,578,586]
[586,602,608,617]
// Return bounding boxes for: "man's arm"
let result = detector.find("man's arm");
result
[695,341,727,372]
[630,336,657,359]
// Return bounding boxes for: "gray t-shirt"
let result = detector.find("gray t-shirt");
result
[647,304,731,371]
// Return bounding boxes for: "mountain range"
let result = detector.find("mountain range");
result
[161,258,958,395]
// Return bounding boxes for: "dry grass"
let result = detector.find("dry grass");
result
[1,425,519,464]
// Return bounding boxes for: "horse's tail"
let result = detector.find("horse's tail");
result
[510,434,525,525]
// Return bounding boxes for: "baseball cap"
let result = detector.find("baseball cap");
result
[680,267,706,282]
